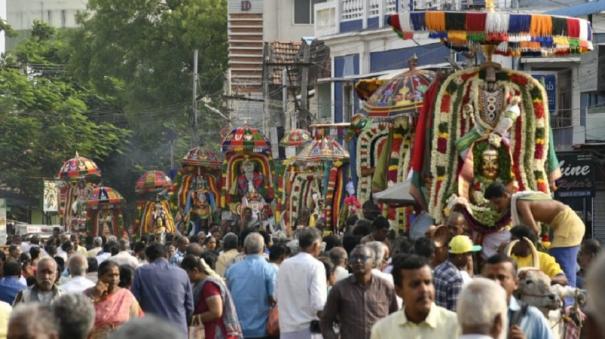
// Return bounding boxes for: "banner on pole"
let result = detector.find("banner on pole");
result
[43,180,59,212]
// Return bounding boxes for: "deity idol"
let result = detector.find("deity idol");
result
[234,159,268,203]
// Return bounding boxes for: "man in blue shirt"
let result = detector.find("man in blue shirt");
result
[226,232,277,339]
[132,243,193,337]
[0,260,26,304]
[483,254,554,339]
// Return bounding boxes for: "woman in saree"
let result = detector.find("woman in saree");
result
[181,254,242,339]
[85,260,144,338]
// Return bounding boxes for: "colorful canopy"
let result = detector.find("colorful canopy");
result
[57,152,101,181]
[221,126,272,155]
[135,170,173,194]
[86,186,124,209]
[182,147,222,168]
[294,136,350,162]
[362,67,435,119]
[280,129,312,147]
[387,11,593,56]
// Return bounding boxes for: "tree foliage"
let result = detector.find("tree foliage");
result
[67,0,229,207]
[0,22,130,200]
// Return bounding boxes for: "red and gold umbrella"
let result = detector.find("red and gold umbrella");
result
[294,136,349,162]
[135,170,173,194]
[181,147,222,169]
[86,186,124,210]
[362,64,435,119]
[57,152,101,181]
[280,129,312,147]
[221,126,272,155]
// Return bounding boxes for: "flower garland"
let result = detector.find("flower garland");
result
[429,67,552,226]
[355,125,389,204]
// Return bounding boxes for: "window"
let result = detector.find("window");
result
[47,10,53,25]
[294,0,327,24]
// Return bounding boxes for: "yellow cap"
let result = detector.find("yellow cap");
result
[448,235,482,254]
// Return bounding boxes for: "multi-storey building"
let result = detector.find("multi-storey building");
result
[226,0,321,128]
[5,0,87,49]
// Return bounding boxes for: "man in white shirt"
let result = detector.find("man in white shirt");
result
[61,254,95,294]
[109,239,139,269]
[277,228,326,339]
[457,278,508,339]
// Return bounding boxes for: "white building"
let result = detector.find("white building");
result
[7,0,86,30]
[0,0,6,55]
[5,0,87,49]
[226,0,320,127]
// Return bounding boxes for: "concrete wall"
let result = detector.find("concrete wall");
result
[7,0,87,30]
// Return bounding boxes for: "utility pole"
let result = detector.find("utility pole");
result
[299,42,311,129]
[192,49,199,146]
[282,68,288,130]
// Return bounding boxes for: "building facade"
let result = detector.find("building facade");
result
[226,0,320,128]
[5,0,87,49]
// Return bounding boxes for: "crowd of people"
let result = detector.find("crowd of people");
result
[0,195,603,339]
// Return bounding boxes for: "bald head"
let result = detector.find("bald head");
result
[185,243,204,257]
[329,247,348,266]
[68,254,88,277]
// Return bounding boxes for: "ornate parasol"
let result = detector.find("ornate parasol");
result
[135,170,173,194]
[181,147,222,169]
[361,58,435,119]
[57,152,101,181]
[86,186,124,209]
[221,126,272,155]
[280,129,312,147]
[294,136,350,162]
[387,0,593,57]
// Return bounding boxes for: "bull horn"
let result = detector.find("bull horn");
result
[525,237,540,269]
[504,239,519,257]
[504,237,539,269]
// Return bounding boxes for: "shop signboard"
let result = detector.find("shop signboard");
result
[555,152,595,198]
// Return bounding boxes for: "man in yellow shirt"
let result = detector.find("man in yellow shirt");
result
[508,225,567,285]
[370,255,458,339]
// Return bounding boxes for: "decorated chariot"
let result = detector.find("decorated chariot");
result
[221,127,275,224]
[57,152,101,232]
[86,186,125,237]
[173,147,222,236]
[132,170,176,237]
[349,56,435,230]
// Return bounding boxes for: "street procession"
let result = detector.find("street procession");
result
[2,0,605,338]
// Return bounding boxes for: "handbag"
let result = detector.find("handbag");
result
[266,305,279,337]
[189,314,205,339]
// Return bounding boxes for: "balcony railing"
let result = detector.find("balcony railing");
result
[314,0,514,38]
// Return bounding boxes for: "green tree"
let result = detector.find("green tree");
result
[66,0,229,210]
[0,22,130,202]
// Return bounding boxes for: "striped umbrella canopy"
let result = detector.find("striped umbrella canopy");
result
[86,186,124,209]
[363,66,435,119]
[135,170,173,194]
[294,136,349,162]
[57,152,101,181]
[181,147,222,169]
[280,129,312,147]
[387,8,593,57]
[221,126,272,155]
